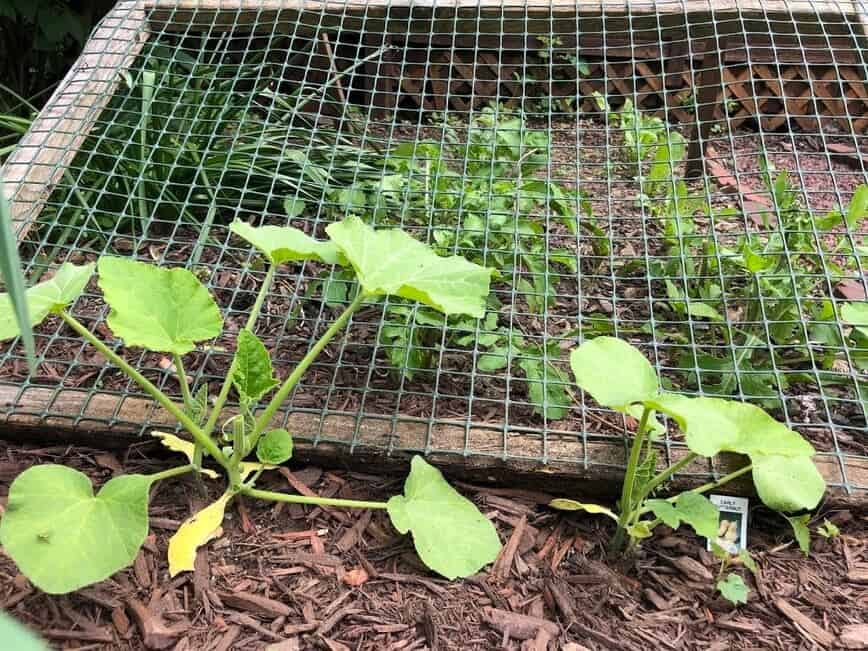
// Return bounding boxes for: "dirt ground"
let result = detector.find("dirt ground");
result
[0,441,865,651]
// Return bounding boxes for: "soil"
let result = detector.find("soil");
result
[0,442,866,650]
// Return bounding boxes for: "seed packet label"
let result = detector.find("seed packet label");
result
[707,494,749,554]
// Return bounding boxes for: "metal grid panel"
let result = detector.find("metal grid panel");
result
[1,0,866,494]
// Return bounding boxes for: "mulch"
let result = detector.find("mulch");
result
[0,441,866,651]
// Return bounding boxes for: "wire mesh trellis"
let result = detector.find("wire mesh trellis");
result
[1,0,867,496]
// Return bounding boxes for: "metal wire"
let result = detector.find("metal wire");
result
[1,0,866,495]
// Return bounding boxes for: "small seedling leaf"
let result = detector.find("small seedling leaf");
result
[230,220,341,266]
[168,492,232,576]
[548,499,619,521]
[0,465,152,594]
[0,262,94,341]
[386,456,501,579]
[97,257,222,355]
[717,573,749,605]
[256,429,293,465]
[752,453,825,512]
[785,514,812,555]
[150,432,219,479]
[841,302,868,338]
[569,337,659,412]
[231,330,279,402]
[326,217,492,317]
[816,519,840,539]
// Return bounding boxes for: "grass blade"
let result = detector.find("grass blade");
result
[0,174,36,372]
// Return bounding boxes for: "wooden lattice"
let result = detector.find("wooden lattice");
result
[360,36,868,134]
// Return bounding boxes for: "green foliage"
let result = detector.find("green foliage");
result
[569,336,659,412]
[0,262,93,341]
[645,493,719,540]
[717,573,749,605]
[785,514,812,554]
[0,218,500,592]
[551,337,825,603]
[0,611,48,651]
[387,456,501,580]
[816,519,840,539]
[97,257,223,355]
[230,220,341,266]
[326,217,493,317]
[232,331,279,403]
[0,465,153,594]
[256,429,293,465]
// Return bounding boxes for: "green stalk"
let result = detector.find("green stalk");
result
[173,353,194,411]
[252,291,367,438]
[202,265,277,439]
[242,486,388,510]
[631,452,699,512]
[60,311,228,467]
[149,464,195,482]
[610,405,652,553]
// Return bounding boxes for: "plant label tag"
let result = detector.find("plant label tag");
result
[707,494,749,554]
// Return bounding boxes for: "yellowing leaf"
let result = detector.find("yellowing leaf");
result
[168,493,231,576]
[151,432,219,479]
[239,462,277,481]
[548,499,618,521]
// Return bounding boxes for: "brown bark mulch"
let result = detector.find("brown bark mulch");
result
[0,442,866,650]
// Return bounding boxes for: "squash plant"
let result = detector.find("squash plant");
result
[552,337,826,554]
[0,217,502,594]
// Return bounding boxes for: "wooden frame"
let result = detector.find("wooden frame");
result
[1,0,866,500]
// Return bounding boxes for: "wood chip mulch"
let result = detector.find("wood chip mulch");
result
[0,442,866,650]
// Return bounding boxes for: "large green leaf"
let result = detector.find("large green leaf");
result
[326,217,492,317]
[0,262,94,342]
[0,174,35,367]
[230,220,341,266]
[387,456,501,579]
[97,257,223,355]
[751,453,825,512]
[569,337,659,412]
[650,394,814,459]
[231,330,278,402]
[0,465,152,594]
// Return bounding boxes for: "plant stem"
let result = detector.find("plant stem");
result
[173,353,194,411]
[202,265,277,439]
[687,463,753,497]
[610,405,651,553]
[252,291,367,438]
[149,464,195,482]
[60,311,228,467]
[242,486,388,510]
[632,452,699,509]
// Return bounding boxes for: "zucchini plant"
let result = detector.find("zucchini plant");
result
[0,217,502,594]
[551,337,826,596]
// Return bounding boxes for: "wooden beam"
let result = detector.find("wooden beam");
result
[0,385,863,501]
[0,1,148,240]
